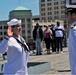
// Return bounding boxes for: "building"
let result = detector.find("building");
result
[0,6,32,42]
[39,0,66,22]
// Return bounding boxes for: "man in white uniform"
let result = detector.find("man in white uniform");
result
[0,19,29,75]
[66,1,76,75]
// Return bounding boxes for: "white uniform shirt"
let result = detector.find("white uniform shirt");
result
[54,25,64,37]
[0,36,29,75]
[68,21,76,75]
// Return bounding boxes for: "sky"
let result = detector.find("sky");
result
[0,0,39,21]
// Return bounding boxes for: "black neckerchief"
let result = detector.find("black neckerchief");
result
[12,35,29,52]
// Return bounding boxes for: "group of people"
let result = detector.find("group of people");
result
[0,3,76,75]
[33,21,64,55]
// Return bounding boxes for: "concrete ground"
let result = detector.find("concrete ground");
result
[29,47,71,75]
[0,47,71,75]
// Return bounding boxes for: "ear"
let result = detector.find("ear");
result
[72,13,76,17]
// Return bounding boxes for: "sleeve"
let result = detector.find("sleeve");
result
[0,39,9,54]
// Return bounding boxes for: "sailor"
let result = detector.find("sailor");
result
[66,1,76,75]
[0,18,29,75]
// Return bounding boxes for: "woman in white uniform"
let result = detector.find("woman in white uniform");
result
[0,19,29,75]
[66,4,76,75]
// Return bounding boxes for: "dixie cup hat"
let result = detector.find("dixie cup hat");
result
[7,19,21,26]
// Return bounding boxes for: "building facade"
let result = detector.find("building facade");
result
[39,0,66,22]
[0,6,32,42]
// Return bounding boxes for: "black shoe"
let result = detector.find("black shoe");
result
[36,52,38,55]
[39,52,42,55]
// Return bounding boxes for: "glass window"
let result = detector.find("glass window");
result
[47,0,51,1]
[22,19,25,23]
[0,26,2,29]
[27,18,30,23]
[41,0,45,2]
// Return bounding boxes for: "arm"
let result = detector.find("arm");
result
[0,26,13,54]
[0,38,9,54]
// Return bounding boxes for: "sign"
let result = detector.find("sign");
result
[70,0,76,5]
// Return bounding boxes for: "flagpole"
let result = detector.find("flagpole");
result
[19,0,20,6]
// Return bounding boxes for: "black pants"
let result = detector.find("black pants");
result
[55,37,63,52]
[44,38,51,49]
[51,39,56,52]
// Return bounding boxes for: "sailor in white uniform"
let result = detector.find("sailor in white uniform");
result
[0,19,29,75]
[66,1,76,75]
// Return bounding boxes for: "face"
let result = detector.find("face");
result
[66,12,73,24]
[12,24,22,36]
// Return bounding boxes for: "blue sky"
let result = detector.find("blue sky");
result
[0,0,39,20]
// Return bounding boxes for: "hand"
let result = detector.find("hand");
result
[7,26,13,37]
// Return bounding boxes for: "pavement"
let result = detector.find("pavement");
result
[29,47,71,75]
[0,47,71,75]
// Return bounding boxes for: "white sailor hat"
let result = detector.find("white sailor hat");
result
[7,19,21,26]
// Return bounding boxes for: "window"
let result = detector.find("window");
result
[22,19,25,23]
[0,37,3,41]
[47,7,52,10]
[54,11,59,14]
[48,12,52,15]
[47,0,51,1]
[61,6,65,9]
[22,30,25,33]
[61,15,65,18]
[0,26,2,29]
[0,32,2,35]
[41,4,45,7]
[41,0,45,2]
[27,30,31,33]
[54,6,58,10]
[54,16,59,19]
[27,24,31,28]
[27,18,30,23]
[47,3,51,6]
[4,26,8,29]
[54,2,58,5]
[61,1,65,4]
[22,24,25,28]
[4,32,7,35]
[28,36,31,38]
[61,10,65,14]
[48,16,52,21]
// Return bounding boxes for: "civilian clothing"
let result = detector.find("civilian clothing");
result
[33,27,43,55]
[54,25,64,37]
[44,29,52,53]
[50,28,56,52]
[33,27,43,41]
[54,25,64,52]
[35,39,42,53]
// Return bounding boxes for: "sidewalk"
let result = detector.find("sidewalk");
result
[29,47,71,75]
[0,47,71,75]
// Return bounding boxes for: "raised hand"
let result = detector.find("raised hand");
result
[7,26,13,37]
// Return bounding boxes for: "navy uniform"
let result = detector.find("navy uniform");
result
[66,2,76,75]
[0,19,29,75]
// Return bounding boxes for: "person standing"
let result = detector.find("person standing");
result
[50,24,56,53]
[54,21,64,54]
[44,26,52,54]
[0,18,29,75]
[33,23,43,55]
[66,4,76,75]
